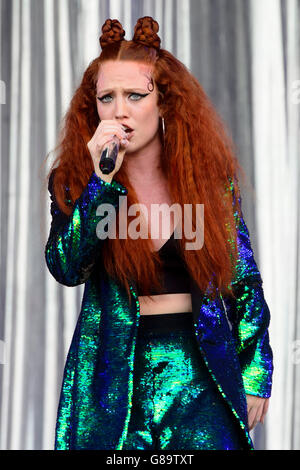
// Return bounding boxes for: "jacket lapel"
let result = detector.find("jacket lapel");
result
[189,277,253,448]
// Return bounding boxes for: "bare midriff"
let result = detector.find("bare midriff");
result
[138,293,192,315]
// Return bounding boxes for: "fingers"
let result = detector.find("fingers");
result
[247,398,268,430]
[90,121,128,154]
[260,398,270,425]
[87,120,130,178]
[248,406,259,431]
[120,137,130,147]
[97,121,128,142]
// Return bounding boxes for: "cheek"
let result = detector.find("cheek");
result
[96,103,105,119]
[139,102,160,125]
[96,101,112,120]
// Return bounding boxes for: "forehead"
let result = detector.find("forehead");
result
[97,61,154,91]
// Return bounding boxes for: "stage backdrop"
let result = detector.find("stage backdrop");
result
[0,0,299,450]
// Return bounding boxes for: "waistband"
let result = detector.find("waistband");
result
[138,312,194,335]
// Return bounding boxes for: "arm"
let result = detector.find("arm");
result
[45,169,127,286]
[223,178,274,399]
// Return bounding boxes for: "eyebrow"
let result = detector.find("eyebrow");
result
[97,88,148,95]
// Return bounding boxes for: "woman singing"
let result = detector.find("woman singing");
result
[45,16,273,450]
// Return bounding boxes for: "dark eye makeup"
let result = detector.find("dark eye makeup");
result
[97,92,149,103]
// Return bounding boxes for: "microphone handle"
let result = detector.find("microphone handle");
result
[99,136,120,175]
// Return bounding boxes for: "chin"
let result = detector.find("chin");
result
[125,140,141,153]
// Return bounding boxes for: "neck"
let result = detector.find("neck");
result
[124,136,165,187]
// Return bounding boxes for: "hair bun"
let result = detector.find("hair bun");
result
[133,16,161,51]
[99,19,125,49]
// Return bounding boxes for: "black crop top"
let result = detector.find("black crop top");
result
[136,230,190,295]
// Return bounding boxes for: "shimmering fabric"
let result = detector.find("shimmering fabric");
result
[45,170,273,450]
[222,177,273,397]
[46,169,128,286]
[123,313,248,450]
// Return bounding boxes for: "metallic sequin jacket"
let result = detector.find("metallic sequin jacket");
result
[45,170,273,450]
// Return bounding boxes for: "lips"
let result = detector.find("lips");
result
[121,124,133,133]
[121,125,134,141]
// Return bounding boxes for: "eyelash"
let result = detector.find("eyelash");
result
[97,93,148,103]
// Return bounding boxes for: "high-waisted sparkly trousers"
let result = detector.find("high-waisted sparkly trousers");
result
[123,312,245,450]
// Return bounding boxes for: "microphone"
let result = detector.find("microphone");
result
[99,135,120,175]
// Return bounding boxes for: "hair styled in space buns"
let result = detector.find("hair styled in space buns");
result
[47,15,243,303]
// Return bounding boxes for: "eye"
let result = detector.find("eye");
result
[130,93,145,100]
[97,94,112,103]
[97,93,148,103]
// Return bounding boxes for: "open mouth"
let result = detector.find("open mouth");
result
[122,126,134,139]
[121,124,133,132]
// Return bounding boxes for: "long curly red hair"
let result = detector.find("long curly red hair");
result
[46,17,245,303]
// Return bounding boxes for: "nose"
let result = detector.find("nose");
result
[114,96,128,118]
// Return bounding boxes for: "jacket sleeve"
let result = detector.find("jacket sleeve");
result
[45,170,128,286]
[222,179,274,398]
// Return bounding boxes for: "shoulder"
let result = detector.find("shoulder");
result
[48,168,72,208]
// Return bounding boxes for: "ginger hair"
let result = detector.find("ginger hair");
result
[46,16,244,304]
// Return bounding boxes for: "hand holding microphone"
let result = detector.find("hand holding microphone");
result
[87,120,130,183]
[99,135,120,175]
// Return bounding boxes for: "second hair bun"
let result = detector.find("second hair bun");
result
[133,16,161,51]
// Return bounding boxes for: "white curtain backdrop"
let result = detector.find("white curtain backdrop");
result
[251,0,300,450]
[0,0,299,450]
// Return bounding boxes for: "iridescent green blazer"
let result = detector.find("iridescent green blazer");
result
[45,170,273,450]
